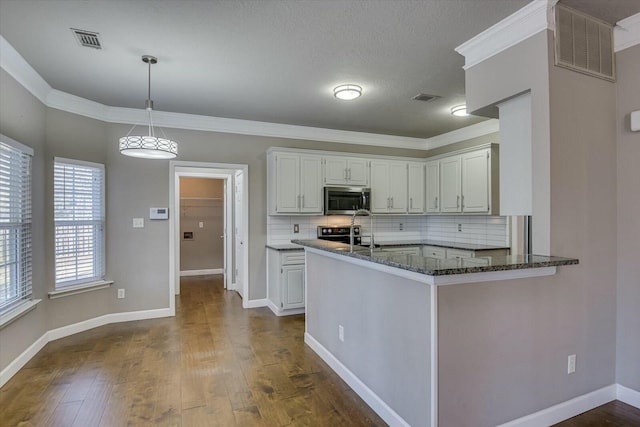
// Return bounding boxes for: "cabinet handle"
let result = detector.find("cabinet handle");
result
[391,197,394,208]
[348,168,352,181]
[457,195,460,208]
[344,168,348,180]
[461,195,465,209]
[302,195,305,208]
[297,195,301,208]
[435,196,438,209]
[410,198,413,209]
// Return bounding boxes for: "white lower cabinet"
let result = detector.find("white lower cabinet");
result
[380,246,421,256]
[422,245,447,259]
[267,249,305,315]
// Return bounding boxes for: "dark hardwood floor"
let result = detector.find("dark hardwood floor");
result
[552,400,640,426]
[0,275,385,426]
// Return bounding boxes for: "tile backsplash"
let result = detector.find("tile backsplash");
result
[268,214,509,246]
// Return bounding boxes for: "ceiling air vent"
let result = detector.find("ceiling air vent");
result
[554,5,614,81]
[71,28,102,49]
[412,93,441,102]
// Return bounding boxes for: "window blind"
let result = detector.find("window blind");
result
[0,139,33,313]
[54,158,105,287]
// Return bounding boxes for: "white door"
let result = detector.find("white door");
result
[408,162,425,214]
[346,158,369,186]
[299,155,323,213]
[462,150,490,213]
[370,160,390,213]
[440,156,462,213]
[388,161,408,213]
[425,160,440,213]
[234,171,245,298]
[275,153,300,213]
[282,264,305,309]
[324,157,348,185]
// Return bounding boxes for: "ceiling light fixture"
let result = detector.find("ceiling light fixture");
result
[450,104,469,117]
[334,84,362,101]
[119,55,178,159]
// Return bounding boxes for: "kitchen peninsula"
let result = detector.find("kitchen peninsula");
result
[293,238,578,427]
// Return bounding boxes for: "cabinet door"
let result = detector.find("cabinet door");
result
[408,162,425,214]
[439,156,461,213]
[461,150,490,213]
[370,160,390,213]
[324,157,348,185]
[347,159,369,186]
[425,160,440,213]
[422,245,446,259]
[388,161,408,213]
[275,153,300,213]
[446,248,474,259]
[299,155,323,213]
[282,264,305,309]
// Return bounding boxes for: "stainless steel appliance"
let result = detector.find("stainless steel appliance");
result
[317,225,361,245]
[324,187,370,215]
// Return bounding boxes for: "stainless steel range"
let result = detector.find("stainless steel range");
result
[317,225,360,245]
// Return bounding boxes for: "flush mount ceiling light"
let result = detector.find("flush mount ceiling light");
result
[119,55,178,159]
[450,104,469,117]
[334,84,362,101]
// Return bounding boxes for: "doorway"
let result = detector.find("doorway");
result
[169,162,248,306]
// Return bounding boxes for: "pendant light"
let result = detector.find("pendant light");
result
[119,55,178,159]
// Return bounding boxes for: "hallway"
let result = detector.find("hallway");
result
[0,276,385,426]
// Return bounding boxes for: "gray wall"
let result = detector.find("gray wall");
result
[306,252,431,426]
[179,177,225,271]
[437,30,619,426]
[616,43,640,390]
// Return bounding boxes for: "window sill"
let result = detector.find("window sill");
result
[0,299,42,330]
[48,280,114,300]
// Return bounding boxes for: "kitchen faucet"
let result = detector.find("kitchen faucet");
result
[350,209,374,252]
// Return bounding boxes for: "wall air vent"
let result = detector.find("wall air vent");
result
[412,93,441,102]
[554,5,614,82]
[71,28,102,49]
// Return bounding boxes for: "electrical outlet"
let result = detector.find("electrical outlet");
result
[117,288,125,299]
[568,354,576,374]
[458,223,462,232]
[399,223,404,231]
[338,325,344,342]
[293,224,299,233]
[133,218,144,228]
[199,221,204,228]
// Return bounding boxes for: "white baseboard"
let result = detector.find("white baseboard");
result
[0,307,173,388]
[304,332,410,427]
[266,300,305,317]
[497,385,617,427]
[179,269,223,277]
[243,298,268,309]
[617,384,640,409]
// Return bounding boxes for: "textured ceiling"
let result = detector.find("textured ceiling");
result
[0,0,636,139]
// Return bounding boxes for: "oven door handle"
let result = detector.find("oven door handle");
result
[362,192,367,208]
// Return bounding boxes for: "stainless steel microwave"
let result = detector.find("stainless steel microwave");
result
[324,187,370,215]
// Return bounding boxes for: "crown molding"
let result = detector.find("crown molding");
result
[455,0,557,70]
[614,12,640,52]
[2,35,497,150]
[424,119,499,150]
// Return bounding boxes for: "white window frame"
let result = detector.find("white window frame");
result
[53,157,105,288]
[0,134,34,316]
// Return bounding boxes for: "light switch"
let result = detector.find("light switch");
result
[199,222,204,228]
[133,218,144,228]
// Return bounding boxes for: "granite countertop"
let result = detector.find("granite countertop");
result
[291,239,578,276]
[368,239,511,251]
[266,243,304,251]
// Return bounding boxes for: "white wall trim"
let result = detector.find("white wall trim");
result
[425,119,499,150]
[243,298,268,309]
[266,300,305,317]
[617,384,640,408]
[0,307,172,388]
[497,384,616,427]
[179,269,224,277]
[305,332,411,427]
[455,0,555,70]
[1,35,499,151]
[615,13,640,52]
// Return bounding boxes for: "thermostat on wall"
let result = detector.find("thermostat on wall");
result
[149,207,169,220]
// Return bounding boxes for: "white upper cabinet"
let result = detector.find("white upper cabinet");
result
[425,160,440,213]
[269,152,323,214]
[439,155,462,213]
[324,156,369,186]
[461,149,490,213]
[370,160,408,214]
[407,162,425,214]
